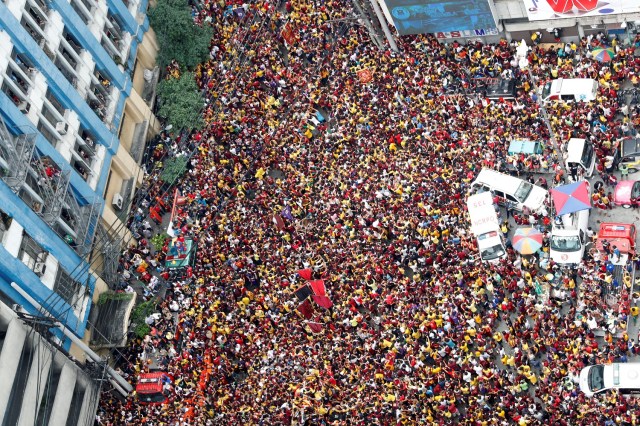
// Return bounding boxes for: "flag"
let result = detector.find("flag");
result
[312,295,333,309]
[272,214,285,231]
[167,188,181,237]
[357,68,373,84]
[281,22,296,45]
[297,269,312,281]
[295,284,313,301]
[297,299,313,319]
[308,320,323,333]
[281,205,294,221]
[309,280,326,296]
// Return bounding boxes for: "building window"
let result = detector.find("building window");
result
[18,231,48,276]
[53,267,84,308]
[0,211,12,243]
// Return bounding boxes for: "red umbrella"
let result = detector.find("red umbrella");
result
[550,181,591,215]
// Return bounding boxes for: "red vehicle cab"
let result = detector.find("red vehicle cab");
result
[613,180,640,208]
[136,371,173,405]
[595,223,637,263]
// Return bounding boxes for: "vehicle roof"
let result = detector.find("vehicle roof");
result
[622,137,640,157]
[136,372,167,394]
[603,363,640,390]
[508,140,541,155]
[598,222,636,238]
[566,138,586,163]
[554,78,596,91]
[473,169,521,189]
[596,223,636,253]
[614,180,637,203]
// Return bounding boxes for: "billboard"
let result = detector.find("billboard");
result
[384,0,497,36]
[523,0,640,21]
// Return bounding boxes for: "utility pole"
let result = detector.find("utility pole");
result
[367,0,399,52]
[516,40,565,173]
[349,0,385,50]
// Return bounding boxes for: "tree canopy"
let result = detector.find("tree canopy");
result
[148,0,213,70]
[156,72,204,131]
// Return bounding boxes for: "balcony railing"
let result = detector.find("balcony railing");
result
[1,81,30,114]
[70,0,93,25]
[20,16,45,45]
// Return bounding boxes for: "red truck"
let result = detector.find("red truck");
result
[136,371,173,405]
[595,223,636,302]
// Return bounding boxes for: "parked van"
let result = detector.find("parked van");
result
[471,169,548,214]
[549,208,590,265]
[467,192,506,263]
[541,78,598,104]
[565,138,596,178]
[579,363,640,397]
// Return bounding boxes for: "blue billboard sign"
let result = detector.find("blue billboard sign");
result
[384,0,497,36]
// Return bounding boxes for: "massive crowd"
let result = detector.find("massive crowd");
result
[96,0,640,424]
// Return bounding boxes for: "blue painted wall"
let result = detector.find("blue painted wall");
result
[106,0,137,35]
[49,0,127,90]
[0,93,99,203]
[0,3,121,157]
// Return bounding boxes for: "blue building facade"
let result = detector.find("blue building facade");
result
[0,0,153,340]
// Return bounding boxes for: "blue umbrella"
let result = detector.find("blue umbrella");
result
[550,181,591,216]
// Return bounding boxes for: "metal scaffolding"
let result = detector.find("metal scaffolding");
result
[0,119,36,192]
[95,223,121,289]
[0,117,101,256]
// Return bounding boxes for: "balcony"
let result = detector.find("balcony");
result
[1,81,30,115]
[69,0,93,25]
[53,56,78,89]
[20,14,45,46]
[62,31,83,57]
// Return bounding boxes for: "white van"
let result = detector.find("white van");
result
[471,169,548,214]
[565,138,596,178]
[579,363,640,397]
[467,192,506,263]
[541,78,598,104]
[549,208,590,265]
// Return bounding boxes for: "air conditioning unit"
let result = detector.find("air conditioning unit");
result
[112,193,124,210]
[34,262,46,276]
[18,101,29,113]
[55,121,68,135]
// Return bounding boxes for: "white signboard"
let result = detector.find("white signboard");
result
[523,0,640,21]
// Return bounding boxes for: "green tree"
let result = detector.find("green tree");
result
[160,155,188,185]
[156,72,204,131]
[148,0,213,70]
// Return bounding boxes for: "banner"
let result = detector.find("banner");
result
[357,68,374,84]
[523,0,640,21]
[281,22,296,45]
[384,0,497,36]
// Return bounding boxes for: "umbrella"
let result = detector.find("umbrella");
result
[550,181,591,216]
[592,47,616,62]
[512,228,543,255]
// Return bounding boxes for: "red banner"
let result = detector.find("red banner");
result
[357,68,373,84]
[281,22,296,45]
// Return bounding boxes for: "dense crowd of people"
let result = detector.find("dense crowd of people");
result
[96,0,640,424]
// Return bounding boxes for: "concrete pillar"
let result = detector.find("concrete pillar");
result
[48,363,77,426]
[0,320,27,419]
[578,24,585,38]
[77,381,98,426]
[17,336,53,426]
